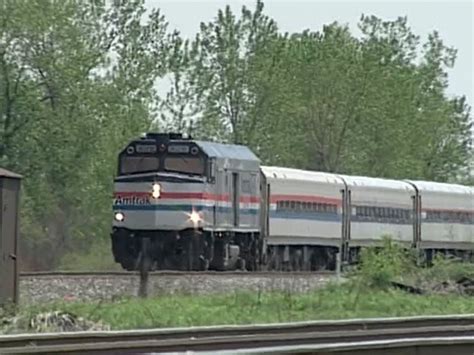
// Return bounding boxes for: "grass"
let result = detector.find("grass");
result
[2,281,472,332]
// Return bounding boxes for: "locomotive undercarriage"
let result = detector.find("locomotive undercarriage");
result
[112,228,472,272]
[422,248,473,264]
[112,227,344,271]
[261,245,473,271]
[264,245,339,271]
[111,228,263,271]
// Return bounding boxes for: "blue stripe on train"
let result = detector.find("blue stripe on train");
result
[270,211,342,222]
[113,204,259,215]
[114,206,338,221]
[270,212,412,225]
[352,216,413,225]
[113,206,471,225]
[270,213,470,225]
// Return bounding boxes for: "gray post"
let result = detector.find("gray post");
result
[336,252,341,281]
[138,238,151,298]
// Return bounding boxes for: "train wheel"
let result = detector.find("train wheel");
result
[237,257,246,271]
[198,256,210,271]
[186,236,194,270]
[119,258,136,271]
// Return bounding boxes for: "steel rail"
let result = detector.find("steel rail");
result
[1,314,473,354]
[212,337,474,354]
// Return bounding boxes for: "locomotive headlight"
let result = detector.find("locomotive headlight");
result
[186,209,202,228]
[114,212,125,222]
[189,210,202,224]
[151,183,161,199]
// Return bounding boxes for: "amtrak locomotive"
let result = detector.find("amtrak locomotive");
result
[111,133,473,271]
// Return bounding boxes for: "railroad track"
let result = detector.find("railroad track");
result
[1,314,473,354]
[20,270,336,277]
[20,270,337,304]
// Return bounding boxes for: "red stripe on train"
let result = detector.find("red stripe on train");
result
[113,191,339,204]
[113,192,260,203]
[270,194,342,206]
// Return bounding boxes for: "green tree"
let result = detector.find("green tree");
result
[155,32,198,133]
[0,0,172,269]
[253,15,472,180]
[190,0,278,144]
[286,24,364,172]
[345,17,472,181]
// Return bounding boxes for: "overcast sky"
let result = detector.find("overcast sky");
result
[147,0,473,109]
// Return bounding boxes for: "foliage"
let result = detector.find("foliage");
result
[184,0,279,144]
[355,236,416,289]
[0,0,172,269]
[154,32,198,133]
[424,254,474,282]
[352,236,474,294]
[265,17,471,176]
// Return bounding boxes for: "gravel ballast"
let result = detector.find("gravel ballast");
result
[19,272,336,304]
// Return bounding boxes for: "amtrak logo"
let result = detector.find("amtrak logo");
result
[114,195,151,206]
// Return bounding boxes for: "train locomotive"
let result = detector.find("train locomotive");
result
[111,133,473,271]
[111,133,262,271]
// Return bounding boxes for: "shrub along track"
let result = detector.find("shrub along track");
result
[1,314,473,354]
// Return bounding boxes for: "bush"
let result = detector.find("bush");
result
[355,236,416,289]
[425,253,474,282]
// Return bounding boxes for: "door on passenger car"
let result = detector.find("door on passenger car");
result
[259,172,270,238]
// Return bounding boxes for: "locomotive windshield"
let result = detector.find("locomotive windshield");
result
[164,156,204,175]
[118,136,206,176]
[119,154,205,176]
[120,156,160,175]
